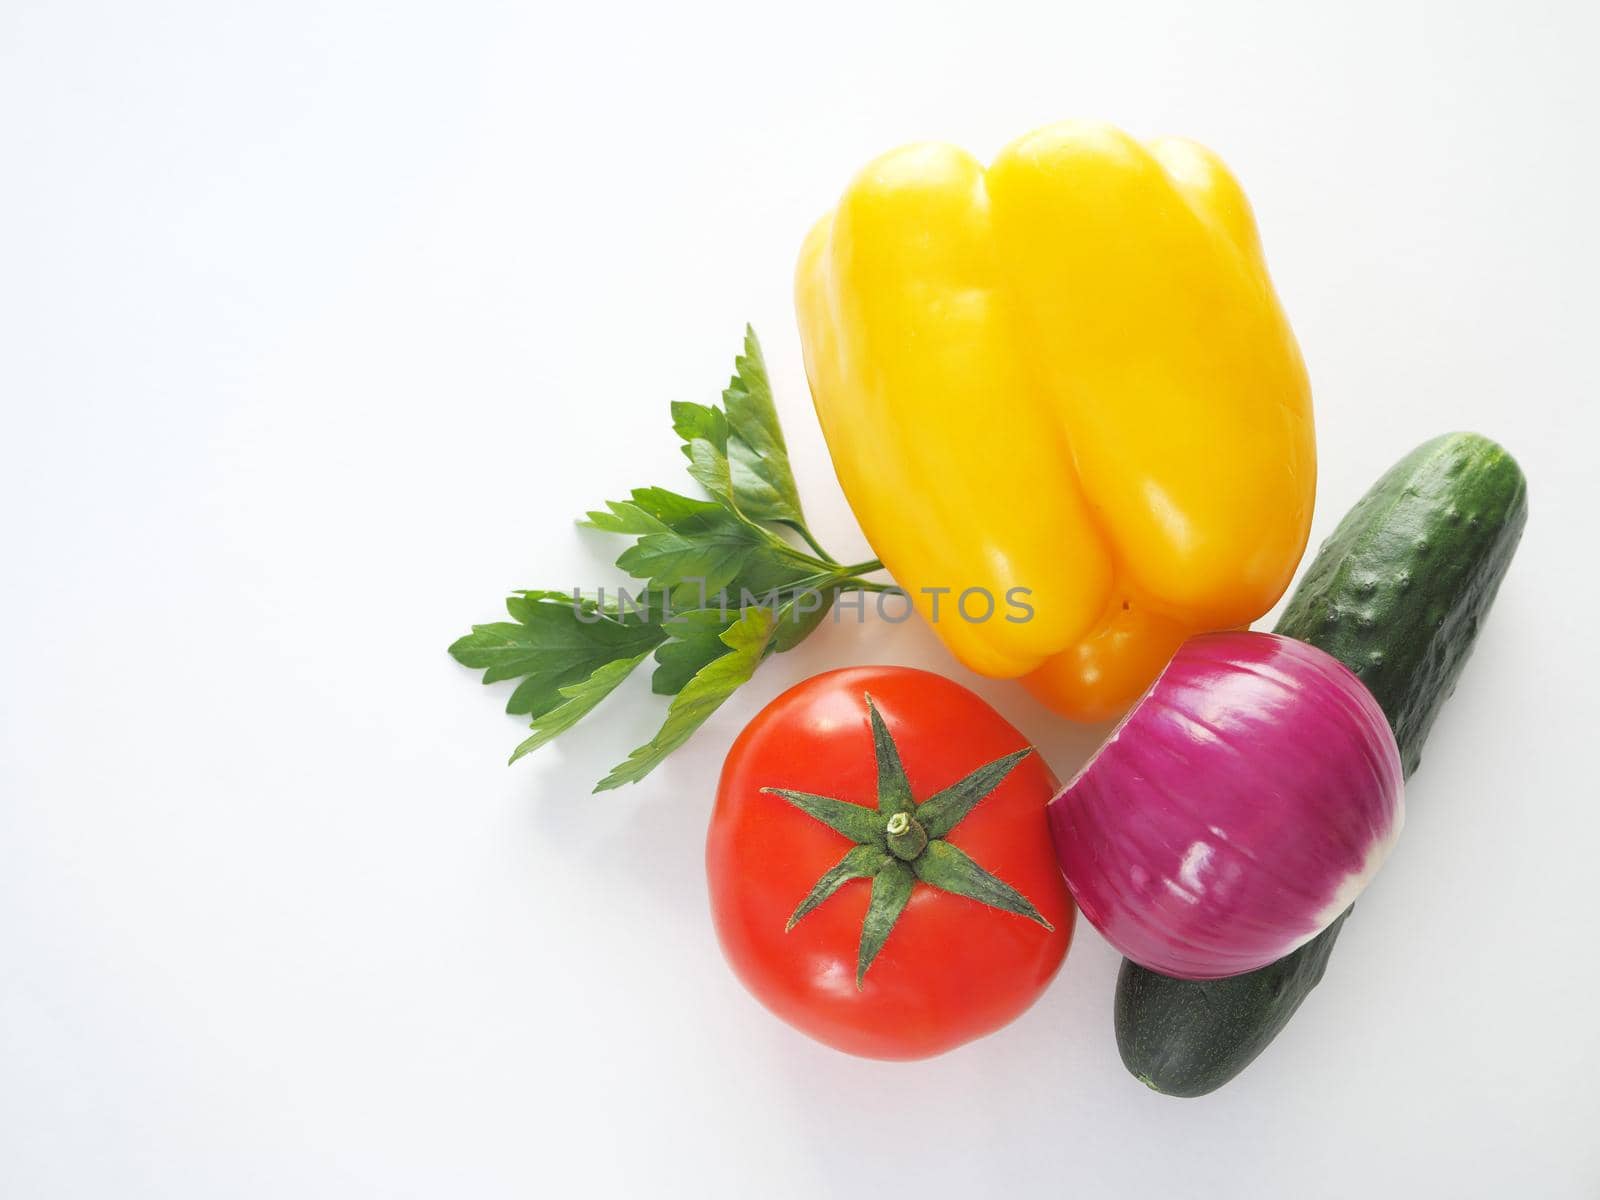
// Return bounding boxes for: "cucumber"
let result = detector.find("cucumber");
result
[1114,432,1528,1098]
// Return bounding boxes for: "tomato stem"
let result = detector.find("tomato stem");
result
[885,812,928,861]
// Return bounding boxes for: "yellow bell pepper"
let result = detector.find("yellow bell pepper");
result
[795,120,1316,721]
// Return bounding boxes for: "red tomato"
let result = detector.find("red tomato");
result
[706,666,1075,1059]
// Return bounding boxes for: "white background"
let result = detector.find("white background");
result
[3,1,1598,1196]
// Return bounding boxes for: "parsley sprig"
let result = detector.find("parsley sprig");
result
[449,328,890,791]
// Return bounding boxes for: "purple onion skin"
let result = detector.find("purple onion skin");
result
[1048,631,1404,981]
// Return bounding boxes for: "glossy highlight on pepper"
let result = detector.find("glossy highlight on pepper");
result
[795,120,1316,719]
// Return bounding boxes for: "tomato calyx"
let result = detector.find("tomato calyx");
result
[760,694,1055,989]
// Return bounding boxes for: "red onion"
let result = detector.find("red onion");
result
[1047,631,1403,980]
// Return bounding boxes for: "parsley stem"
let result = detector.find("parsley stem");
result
[791,523,838,564]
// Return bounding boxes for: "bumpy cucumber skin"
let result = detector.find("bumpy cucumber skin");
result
[1115,433,1528,1098]
[1278,432,1530,776]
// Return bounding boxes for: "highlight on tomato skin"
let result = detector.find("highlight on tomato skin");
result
[706,666,1075,1060]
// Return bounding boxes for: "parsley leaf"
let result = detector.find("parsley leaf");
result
[614,519,766,601]
[508,652,654,764]
[721,327,806,528]
[581,487,725,536]
[448,592,666,719]
[671,401,734,502]
[593,606,778,792]
[670,401,730,450]
[773,587,835,652]
[669,328,804,527]
[580,502,669,537]
[651,609,737,695]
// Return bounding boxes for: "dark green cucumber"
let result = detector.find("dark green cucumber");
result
[1115,432,1528,1098]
